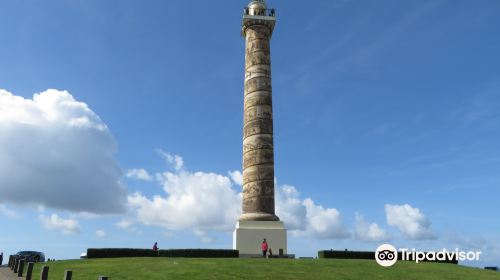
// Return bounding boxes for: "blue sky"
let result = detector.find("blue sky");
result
[1,0,499,268]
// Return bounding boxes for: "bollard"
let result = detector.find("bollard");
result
[40,266,49,280]
[8,255,12,268]
[64,270,73,280]
[99,276,109,280]
[13,257,19,273]
[17,259,25,277]
[279,249,284,258]
[26,262,34,280]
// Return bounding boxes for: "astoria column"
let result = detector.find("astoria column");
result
[240,0,278,222]
[234,0,287,256]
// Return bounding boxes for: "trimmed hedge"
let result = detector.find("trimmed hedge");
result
[87,248,239,259]
[318,250,458,264]
[318,250,374,260]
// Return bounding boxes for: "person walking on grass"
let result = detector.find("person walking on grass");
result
[261,239,268,258]
[153,242,159,256]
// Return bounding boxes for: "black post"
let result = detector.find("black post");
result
[13,257,19,273]
[8,255,12,268]
[26,262,34,280]
[279,249,284,258]
[64,270,73,280]
[99,276,109,280]
[40,266,49,280]
[17,259,25,277]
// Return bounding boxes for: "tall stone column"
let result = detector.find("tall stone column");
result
[240,1,279,222]
[234,0,287,256]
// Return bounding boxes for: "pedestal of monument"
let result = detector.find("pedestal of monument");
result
[233,221,287,257]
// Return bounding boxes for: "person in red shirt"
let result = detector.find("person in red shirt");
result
[261,239,268,257]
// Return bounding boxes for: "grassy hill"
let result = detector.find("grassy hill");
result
[24,258,500,280]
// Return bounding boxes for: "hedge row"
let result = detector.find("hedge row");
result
[318,250,458,264]
[318,250,374,260]
[87,248,239,259]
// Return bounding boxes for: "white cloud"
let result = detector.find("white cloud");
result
[128,153,241,233]
[126,168,153,181]
[40,214,81,234]
[115,219,142,234]
[302,198,350,239]
[354,213,391,242]
[116,219,133,229]
[157,149,184,172]
[276,185,349,239]
[0,204,18,218]
[129,153,349,241]
[275,185,307,231]
[385,204,435,240]
[228,170,243,186]
[72,212,100,219]
[193,229,216,244]
[0,89,127,214]
[95,230,107,238]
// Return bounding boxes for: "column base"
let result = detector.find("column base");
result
[233,220,287,256]
[239,212,280,221]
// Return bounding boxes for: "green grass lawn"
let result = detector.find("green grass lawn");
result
[23,258,500,280]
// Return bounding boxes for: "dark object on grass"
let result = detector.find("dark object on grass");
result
[64,270,73,280]
[87,248,239,259]
[40,266,49,280]
[26,262,34,280]
[318,250,375,260]
[485,267,498,271]
[317,250,458,264]
[13,257,19,273]
[17,259,25,277]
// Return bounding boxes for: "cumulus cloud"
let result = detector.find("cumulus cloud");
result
[275,185,307,231]
[0,89,127,214]
[157,149,184,172]
[95,229,107,237]
[354,213,391,242]
[115,219,142,234]
[128,154,349,241]
[128,153,241,233]
[0,204,18,218]
[40,214,81,234]
[126,168,153,181]
[228,170,243,186]
[274,184,349,239]
[302,198,350,239]
[116,219,133,229]
[385,204,435,240]
[194,229,216,244]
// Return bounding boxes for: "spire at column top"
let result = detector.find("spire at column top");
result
[242,0,276,37]
[248,0,266,9]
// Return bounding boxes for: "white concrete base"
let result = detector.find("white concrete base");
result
[233,220,287,256]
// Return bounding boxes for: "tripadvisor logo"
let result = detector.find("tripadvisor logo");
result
[375,244,398,267]
[375,244,482,267]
